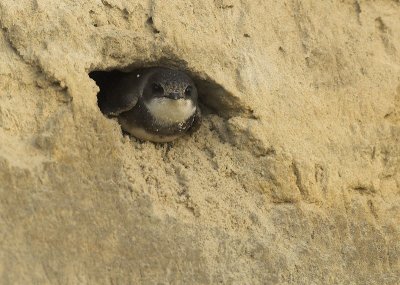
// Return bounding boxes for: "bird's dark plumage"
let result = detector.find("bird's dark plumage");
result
[93,67,201,142]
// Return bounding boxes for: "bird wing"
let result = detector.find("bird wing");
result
[95,70,147,116]
[187,107,202,134]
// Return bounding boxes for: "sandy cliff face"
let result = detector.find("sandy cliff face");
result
[0,0,399,284]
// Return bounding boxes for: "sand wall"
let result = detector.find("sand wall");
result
[0,0,399,284]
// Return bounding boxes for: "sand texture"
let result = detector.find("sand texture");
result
[0,0,399,284]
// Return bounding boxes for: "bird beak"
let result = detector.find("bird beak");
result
[168,92,183,100]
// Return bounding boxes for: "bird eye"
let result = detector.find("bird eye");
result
[152,83,164,94]
[185,86,192,96]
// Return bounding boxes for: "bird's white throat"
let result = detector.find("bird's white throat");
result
[145,98,196,124]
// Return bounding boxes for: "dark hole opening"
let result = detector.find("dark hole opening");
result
[89,67,253,118]
[89,70,127,114]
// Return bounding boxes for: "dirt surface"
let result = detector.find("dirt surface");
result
[0,0,399,284]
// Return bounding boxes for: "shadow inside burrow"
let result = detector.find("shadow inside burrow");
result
[89,64,253,119]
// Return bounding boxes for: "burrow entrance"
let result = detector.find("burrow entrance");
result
[89,65,253,119]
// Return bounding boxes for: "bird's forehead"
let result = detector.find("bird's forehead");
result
[163,81,187,91]
[152,70,192,87]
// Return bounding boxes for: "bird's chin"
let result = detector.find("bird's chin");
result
[145,98,196,124]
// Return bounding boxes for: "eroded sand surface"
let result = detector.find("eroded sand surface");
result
[0,0,399,284]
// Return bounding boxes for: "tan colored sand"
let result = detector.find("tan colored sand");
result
[0,0,399,283]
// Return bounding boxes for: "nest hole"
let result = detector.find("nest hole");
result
[89,66,253,119]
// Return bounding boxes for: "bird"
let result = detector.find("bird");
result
[93,67,201,142]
